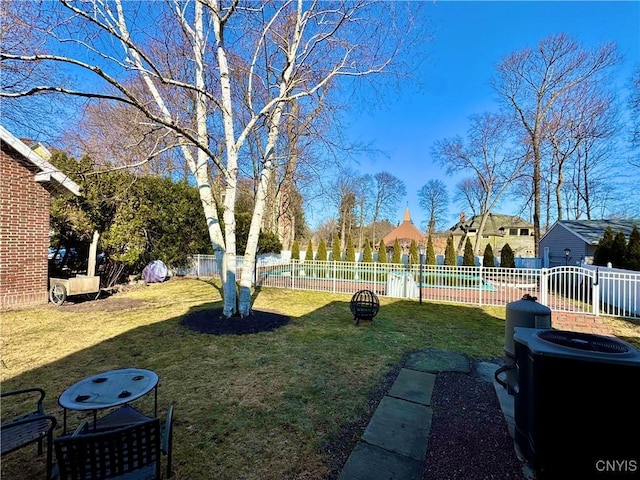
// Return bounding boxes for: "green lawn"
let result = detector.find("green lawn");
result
[2,277,638,479]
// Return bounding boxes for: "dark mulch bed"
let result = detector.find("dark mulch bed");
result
[180,307,290,335]
[423,370,529,480]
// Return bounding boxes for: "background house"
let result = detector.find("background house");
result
[1,125,80,309]
[449,212,535,258]
[539,219,640,267]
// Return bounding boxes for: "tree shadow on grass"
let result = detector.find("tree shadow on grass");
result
[0,285,513,480]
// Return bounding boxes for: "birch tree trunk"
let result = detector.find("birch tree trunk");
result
[211,0,241,316]
[189,2,231,312]
[237,0,304,316]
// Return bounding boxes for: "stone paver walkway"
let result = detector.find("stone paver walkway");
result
[337,349,470,480]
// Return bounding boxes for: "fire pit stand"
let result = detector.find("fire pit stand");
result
[350,290,380,325]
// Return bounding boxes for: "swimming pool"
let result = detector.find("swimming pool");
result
[260,267,497,292]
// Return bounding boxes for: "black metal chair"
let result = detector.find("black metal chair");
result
[94,404,174,476]
[53,406,174,479]
[93,404,153,432]
[1,387,57,479]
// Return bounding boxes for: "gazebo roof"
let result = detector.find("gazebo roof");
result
[382,207,425,246]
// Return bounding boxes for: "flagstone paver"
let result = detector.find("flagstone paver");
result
[388,368,436,406]
[337,442,423,480]
[362,396,432,461]
[404,349,470,373]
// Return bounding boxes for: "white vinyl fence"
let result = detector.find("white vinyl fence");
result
[584,265,640,317]
[179,255,640,320]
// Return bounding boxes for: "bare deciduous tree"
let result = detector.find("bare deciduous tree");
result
[314,218,338,247]
[566,86,619,219]
[455,178,484,218]
[330,171,361,251]
[432,112,526,254]
[369,171,406,246]
[492,33,620,255]
[417,179,449,233]
[67,98,190,181]
[0,0,73,138]
[543,79,619,221]
[355,174,374,250]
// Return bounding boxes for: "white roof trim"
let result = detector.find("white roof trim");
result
[0,124,81,196]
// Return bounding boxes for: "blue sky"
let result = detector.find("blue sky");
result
[309,1,640,231]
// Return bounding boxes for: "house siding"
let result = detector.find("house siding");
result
[451,231,535,258]
[539,223,590,267]
[449,214,536,258]
[0,147,51,309]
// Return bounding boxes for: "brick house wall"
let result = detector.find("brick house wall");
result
[0,146,51,309]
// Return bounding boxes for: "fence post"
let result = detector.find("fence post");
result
[478,264,483,306]
[333,261,337,293]
[402,264,407,298]
[540,268,548,305]
[291,259,295,290]
[196,254,200,278]
[592,268,600,316]
[592,283,600,316]
[374,262,377,287]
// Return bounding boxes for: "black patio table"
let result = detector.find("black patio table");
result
[58,368,158,434]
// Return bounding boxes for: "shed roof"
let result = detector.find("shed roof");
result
[382,207,425,245]
[1,125,80,196]
[544,219,640,245]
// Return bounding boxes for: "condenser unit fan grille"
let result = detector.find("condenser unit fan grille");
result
[538,330,628,354]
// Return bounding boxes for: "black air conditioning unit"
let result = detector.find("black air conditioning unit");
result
[513,327,640,479]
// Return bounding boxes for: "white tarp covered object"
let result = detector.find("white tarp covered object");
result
[385,271,418,299]
[142,260,169,283]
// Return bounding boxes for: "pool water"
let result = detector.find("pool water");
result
[262,268,497,292]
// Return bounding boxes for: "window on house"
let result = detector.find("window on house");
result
[509,228,518,236]
[482,235,489,239]
[519,229,529,236]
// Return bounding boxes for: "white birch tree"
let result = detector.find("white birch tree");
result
[1,0,417,317]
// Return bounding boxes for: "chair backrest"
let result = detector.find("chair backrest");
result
[54,418,161,480]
